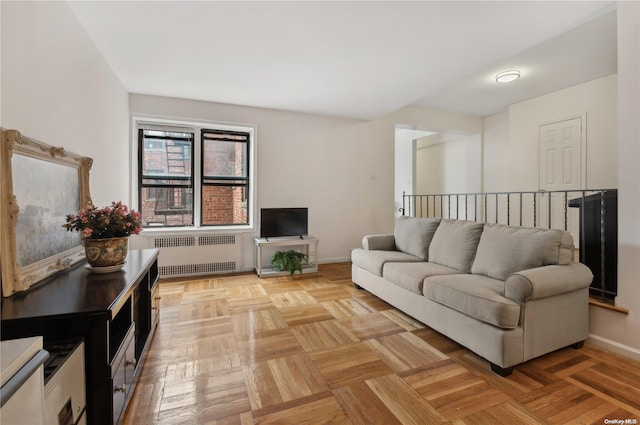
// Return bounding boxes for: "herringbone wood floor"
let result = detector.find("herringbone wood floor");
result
[123,263,640,425]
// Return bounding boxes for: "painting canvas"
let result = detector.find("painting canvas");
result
[13,154,82,267]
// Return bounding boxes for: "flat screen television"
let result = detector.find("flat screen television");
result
[260,208,308,239]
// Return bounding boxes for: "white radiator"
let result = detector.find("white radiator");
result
[137,234,242,278]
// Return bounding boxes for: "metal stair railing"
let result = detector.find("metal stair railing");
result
[401,189,618,302]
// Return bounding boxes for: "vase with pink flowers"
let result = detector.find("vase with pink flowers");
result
[64,201,142,271]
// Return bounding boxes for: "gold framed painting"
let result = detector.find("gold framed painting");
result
[0,128,92,297]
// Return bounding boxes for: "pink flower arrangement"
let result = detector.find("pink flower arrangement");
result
[63,201,143,239]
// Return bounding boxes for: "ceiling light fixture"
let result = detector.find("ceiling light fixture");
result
[495,70,520,83]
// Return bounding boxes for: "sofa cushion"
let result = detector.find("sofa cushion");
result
[471,223,567,281]
[394,216,441,260]
[351,248,422,277]
[383,261,461,294]
[428,219,484,273]
[423,274,521,329]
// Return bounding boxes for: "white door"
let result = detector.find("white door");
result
[539,117,583,191]
[538,117,583,230]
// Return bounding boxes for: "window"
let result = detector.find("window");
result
[136,120,253,229]
[201,129,250,226]
[139,129,194,227]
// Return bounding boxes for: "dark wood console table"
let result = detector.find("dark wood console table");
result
[1,248,160,425]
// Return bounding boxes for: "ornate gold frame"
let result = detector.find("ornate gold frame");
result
[1,129,92,297]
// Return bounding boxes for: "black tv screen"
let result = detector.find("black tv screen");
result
[260,208,308,238]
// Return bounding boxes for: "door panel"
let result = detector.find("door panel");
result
[538,117,583,232]
[539,117,582,191]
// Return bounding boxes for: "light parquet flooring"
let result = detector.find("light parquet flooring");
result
[123,263,640,425]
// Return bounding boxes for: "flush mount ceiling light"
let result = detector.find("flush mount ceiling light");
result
[495,70,521,83]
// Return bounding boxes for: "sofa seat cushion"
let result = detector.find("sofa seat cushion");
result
[351,248,422,276]
[394,216,441,260]
[423,274,521,329]
[471,223,572,280]
[428,219,484,273]
[383,262,461,294]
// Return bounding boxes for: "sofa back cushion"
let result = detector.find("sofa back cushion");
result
[471,223,572,281]
[428,220,484,273]
[394,216,441,260]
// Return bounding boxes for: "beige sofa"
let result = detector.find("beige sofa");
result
[351,217,593,376]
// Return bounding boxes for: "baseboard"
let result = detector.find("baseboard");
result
[587,333,640,362]
[318,257,351,265]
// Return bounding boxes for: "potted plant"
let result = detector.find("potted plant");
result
[271,249,308,275]
[63,201,142,268]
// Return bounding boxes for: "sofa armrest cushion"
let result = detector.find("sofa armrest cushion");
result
[504,262,594,303]
[362,234,396,251]
[393,216,441,260]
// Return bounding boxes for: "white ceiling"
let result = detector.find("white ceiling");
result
[68,1,617,120]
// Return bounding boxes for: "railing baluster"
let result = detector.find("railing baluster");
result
[465,195,468,220]
[519,193,523,226]
[548,191,552,229]
[474,194,478,221]
[564,192,568,231]
[533,193,537,227]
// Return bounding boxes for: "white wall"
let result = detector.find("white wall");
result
[128,98,483,267]
[503,74,617,192]
[130,94,388,264]
[416,133,482,196]
[390,106,483,217]
[588,2,640,361]
[394,130,416,217]
[1,1,130,206]
[482,111,509,192]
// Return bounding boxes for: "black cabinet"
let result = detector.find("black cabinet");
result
[568,190,617,300]
[1,249,159,425]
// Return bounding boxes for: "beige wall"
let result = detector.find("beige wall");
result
[1,1,130,206]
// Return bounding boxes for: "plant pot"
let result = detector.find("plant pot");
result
[84,237,129,267]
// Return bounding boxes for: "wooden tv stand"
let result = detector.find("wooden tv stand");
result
[1,249,160,425]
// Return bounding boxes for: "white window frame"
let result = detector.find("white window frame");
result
[131,115,257,234]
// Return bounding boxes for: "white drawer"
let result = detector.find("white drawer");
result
[44,342,85,425]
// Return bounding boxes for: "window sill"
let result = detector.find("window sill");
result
[589,297,629,315]
[139,225,254,236]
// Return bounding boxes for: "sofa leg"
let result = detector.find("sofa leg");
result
[490,363,513,377]
[353,283,364,290]
[570,340,585,349]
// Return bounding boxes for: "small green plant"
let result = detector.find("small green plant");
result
[271,249,308,275]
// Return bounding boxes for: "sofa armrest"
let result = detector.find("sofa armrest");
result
[362,234,396,251]
[504,262,593,303]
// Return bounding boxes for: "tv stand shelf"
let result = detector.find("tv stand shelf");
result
[254,236,318,277]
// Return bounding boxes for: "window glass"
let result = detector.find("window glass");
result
[139,129,194,227]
